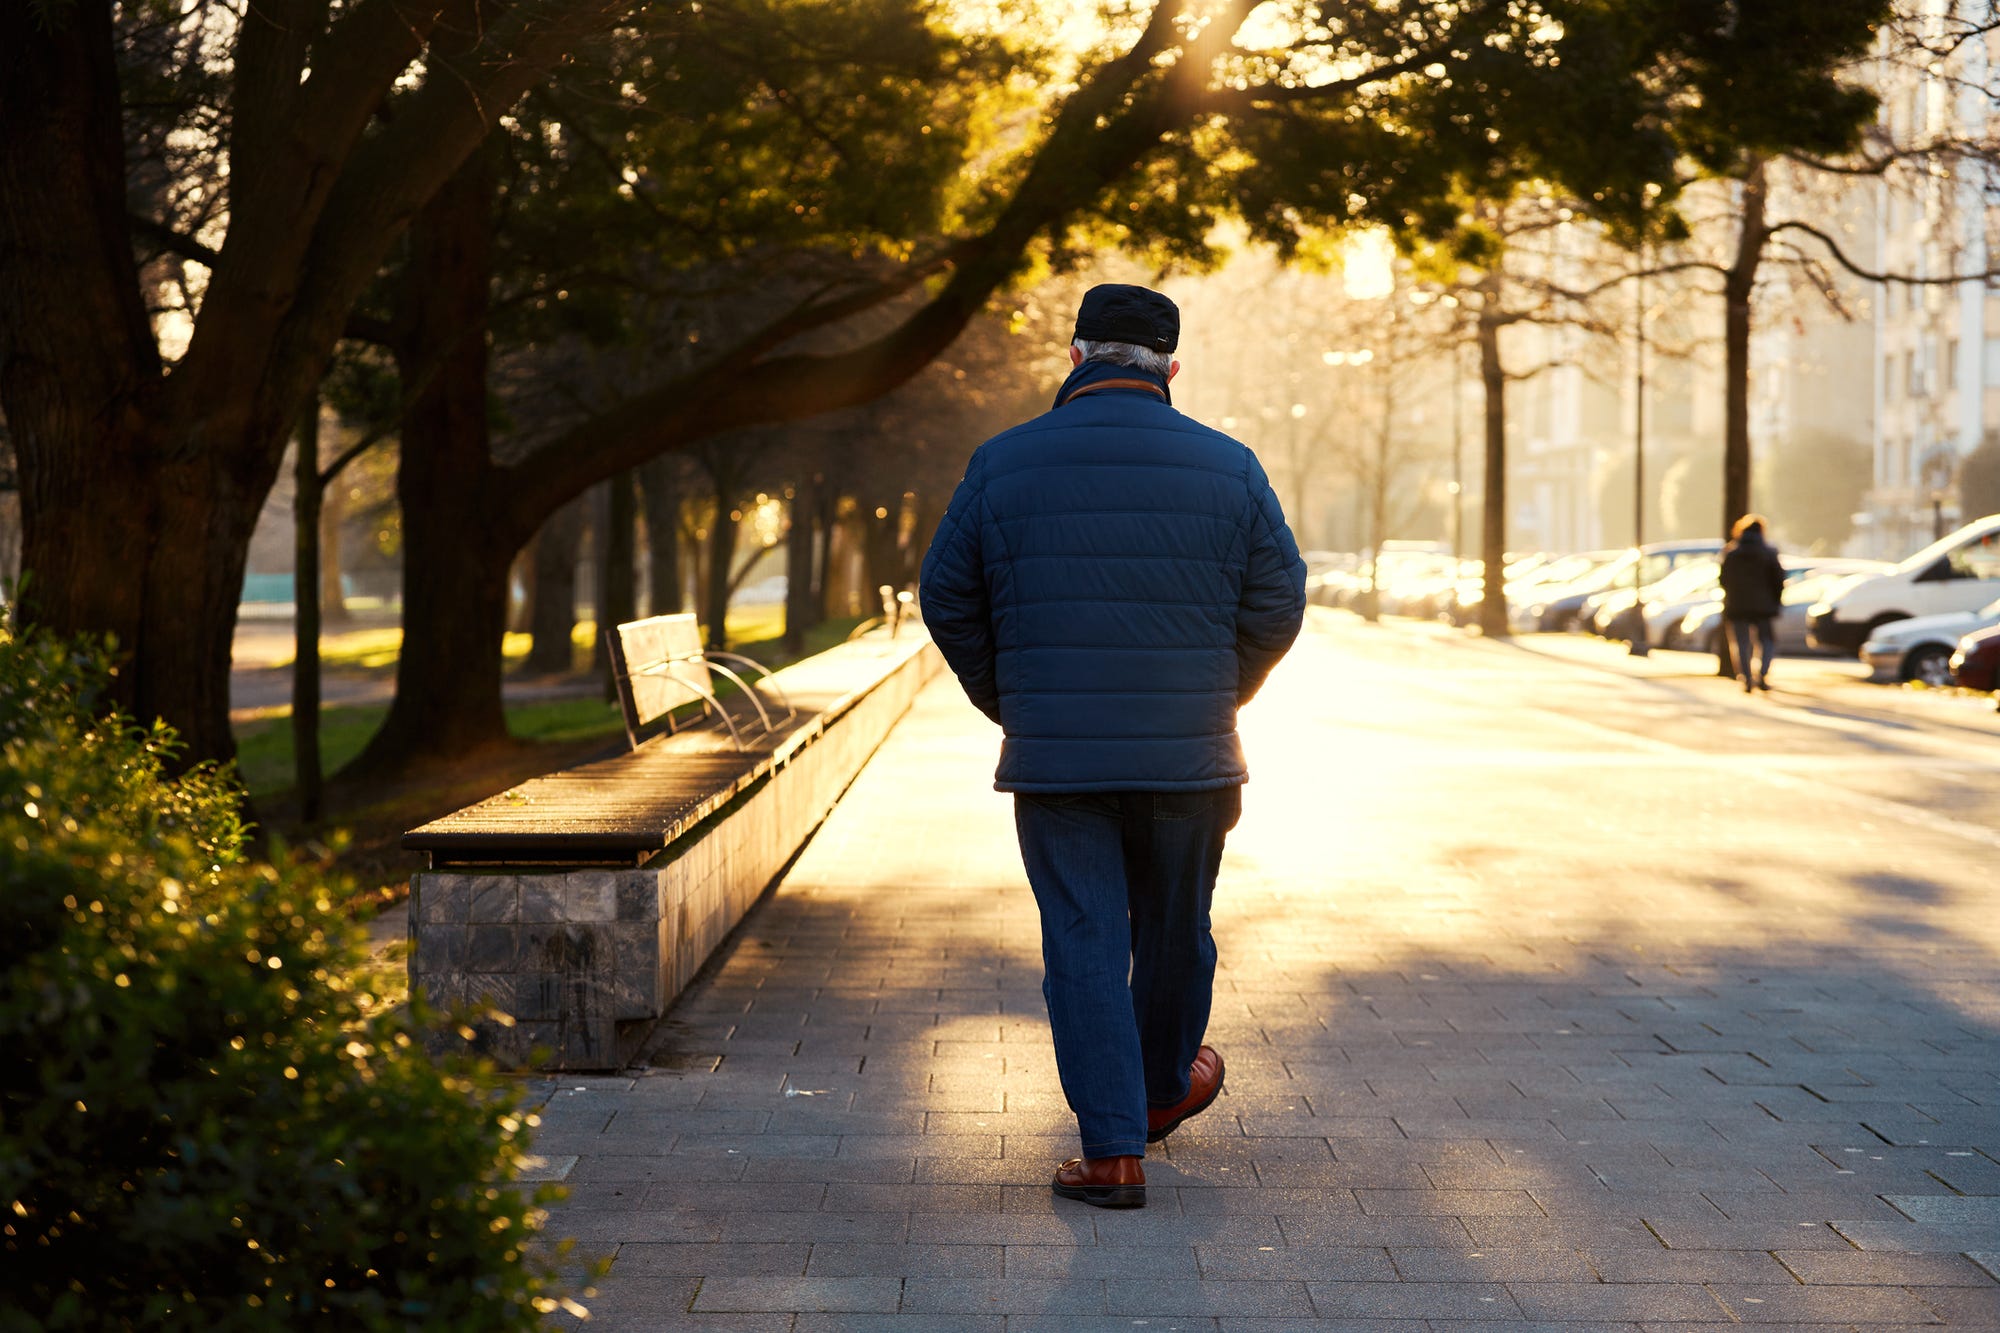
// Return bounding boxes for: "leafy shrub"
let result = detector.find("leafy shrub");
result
[0,625,575,1330]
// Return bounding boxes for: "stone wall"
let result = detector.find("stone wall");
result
[408,633,941,1069]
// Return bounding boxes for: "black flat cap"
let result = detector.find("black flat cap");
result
[1072,283,1179,354]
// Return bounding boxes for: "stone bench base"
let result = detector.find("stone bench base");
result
[409,634,941,1068]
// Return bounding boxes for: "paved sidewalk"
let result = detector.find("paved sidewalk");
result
[534,612,2000,1330]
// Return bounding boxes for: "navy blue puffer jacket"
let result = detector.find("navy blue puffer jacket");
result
[919,363,1307,792]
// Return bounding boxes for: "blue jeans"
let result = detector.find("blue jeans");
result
[1013,788,1241,1159]
[1729,615,1775,684]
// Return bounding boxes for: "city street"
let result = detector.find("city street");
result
[533,608,2000,1330]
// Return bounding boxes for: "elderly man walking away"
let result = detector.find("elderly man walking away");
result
[1720,513,1785,692]
[919,284,1308,1209]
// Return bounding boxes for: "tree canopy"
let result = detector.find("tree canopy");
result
[0,0,1903,768]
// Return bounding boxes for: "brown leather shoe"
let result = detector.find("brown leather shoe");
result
[1050,1155,1145,1209]
[1146,1045,1224,1143]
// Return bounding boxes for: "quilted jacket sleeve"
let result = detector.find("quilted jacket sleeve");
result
[919,454,1002,724]
[1235,454,1308,704]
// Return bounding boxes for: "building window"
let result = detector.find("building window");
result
[1906,350,1919,398]
[1886,354,1898,399]
[1944,339,1958,391]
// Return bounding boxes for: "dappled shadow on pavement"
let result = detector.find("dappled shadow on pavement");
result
[534,614,1999,1329]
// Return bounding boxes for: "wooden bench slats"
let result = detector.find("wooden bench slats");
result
[404,628,917,867]
[404,713,819,865]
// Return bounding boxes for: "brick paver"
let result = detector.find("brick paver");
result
[537,612,2000,1329]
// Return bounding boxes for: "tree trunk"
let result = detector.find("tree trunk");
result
[1476,295,1510,639]
[1,0,254,764]
[344,146,518,778]
[782,475,822,657]
[1716,156,1769,678]
[601,471,637,628]
[600,471,636,697]
[19,433,269,768]
[292,402,324,821]
[862,501,902,602]
[318,454,352,627]
[1363,364,1395,624]
[909,490,946,585]
[526,497,585,673]
[1723,159,1767,536]
[816,492,841,619]
[638,455,683,615]
[704,486,741,652]
[352,518,515,775]
[1,0,592,773]
[505,543,534,634]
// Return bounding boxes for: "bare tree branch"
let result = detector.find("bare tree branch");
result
[129,213,221,267]
[1770,219,2000,286]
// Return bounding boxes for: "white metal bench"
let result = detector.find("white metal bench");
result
[603,612,795,751]
[846,583,919,642]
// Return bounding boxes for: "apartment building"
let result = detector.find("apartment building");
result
[1856,14,2000,560]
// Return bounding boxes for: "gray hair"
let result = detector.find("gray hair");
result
[1072,338,1173,376]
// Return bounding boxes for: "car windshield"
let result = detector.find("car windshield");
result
[1580,552,1639,590]
[1891,520,2000,575]
[1647,560,1719,601]
[1517,554,1594,587]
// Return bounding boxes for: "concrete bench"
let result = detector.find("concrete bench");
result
[402,626,940,1069]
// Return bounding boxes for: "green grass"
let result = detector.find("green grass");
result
[233,695,627,799]
[504,693,629,742]
[232,613,870,799]
[273,607,798,674]
[235,703,388,797]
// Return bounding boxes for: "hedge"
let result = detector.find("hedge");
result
[0,623,578,1329]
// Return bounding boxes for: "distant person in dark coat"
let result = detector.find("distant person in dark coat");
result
[1720,513,1785,692]
[920,283,1307,1210]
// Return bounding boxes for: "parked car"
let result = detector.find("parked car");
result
[1808,513,2000,655]
[1510,550,1631,632]
[1670,561,1892,654]
[1642,561,1722,648]
[1949,623,2000,696]
[1566,541,1724,637]
[1447,552,1564,626]
[1860,595,2000,684]
[1308,566,1368,609]
[1588,557,1723,644]
[1378,554,1469,618]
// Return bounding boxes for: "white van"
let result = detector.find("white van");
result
[1808,514,2000,655]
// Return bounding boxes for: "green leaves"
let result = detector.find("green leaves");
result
[491,0,1003,347]
[0,623,571,1330]
[1205,0,1884,257]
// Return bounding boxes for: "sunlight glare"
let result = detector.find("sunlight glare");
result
[1340,230,1396,300]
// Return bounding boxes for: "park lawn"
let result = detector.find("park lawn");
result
[233,693,626,798]
[278,605,794,673]
[235,612,867,800]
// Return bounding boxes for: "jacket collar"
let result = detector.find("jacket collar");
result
[1053,358,1172,409]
